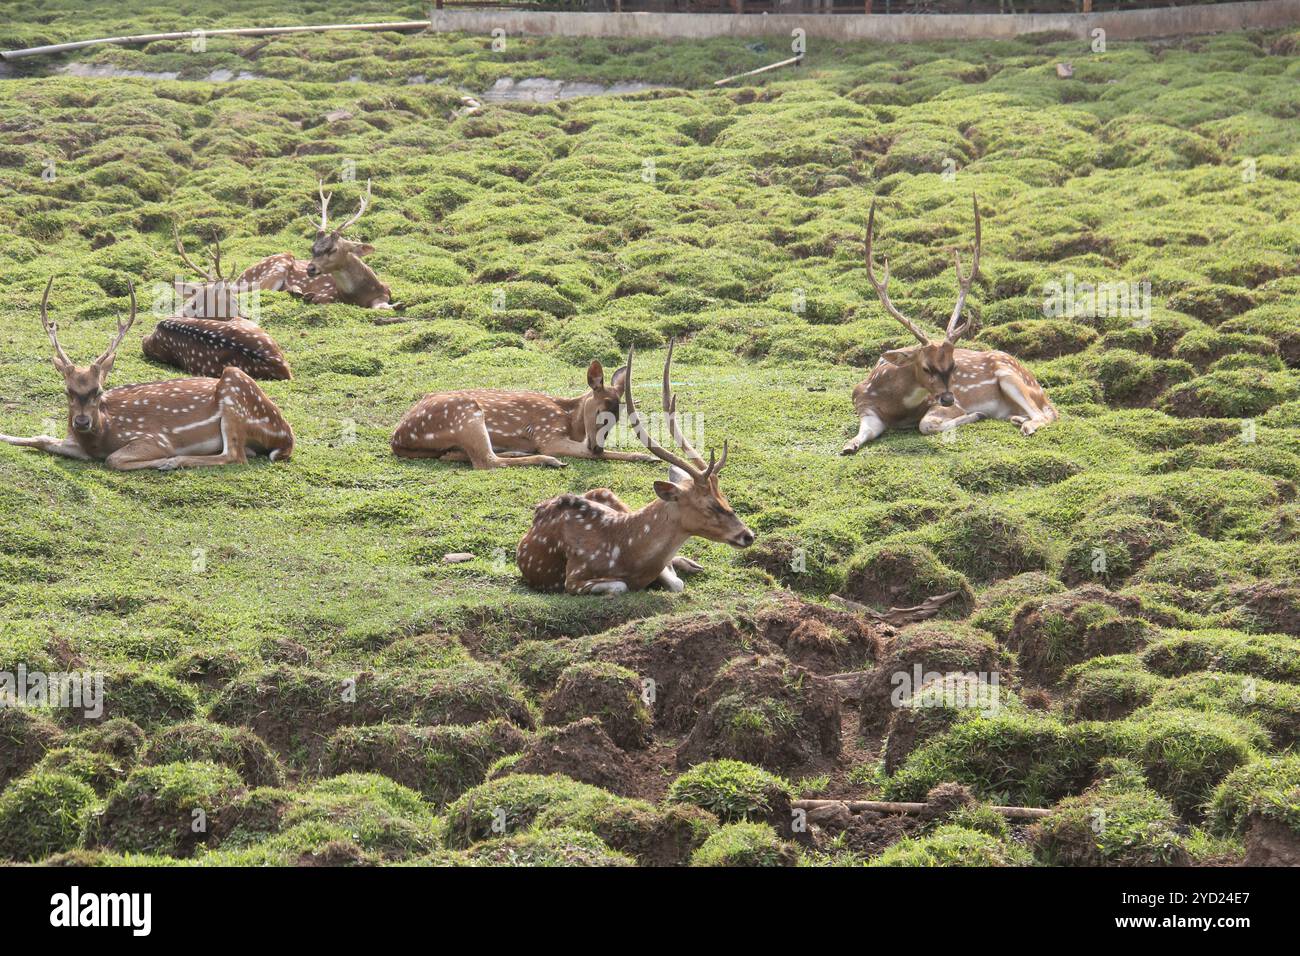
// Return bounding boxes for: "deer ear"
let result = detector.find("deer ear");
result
[609,364,629,394]
[316,229,327,239]
[879,348,915,366]
[354,243,376,257]
[653,481,682,502]
[587,361,604,390]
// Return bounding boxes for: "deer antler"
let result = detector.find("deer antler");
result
[39,277,72,369]
[174,224,229,283]
[662,337,708,474]
[333,178,372,235]
[206,233,226,282]
[624,344,705,481]
[173,223,210,280]
[317,179,333,232]
[946,194,982,343]
[865,199,931,346]
[94,280,137,368]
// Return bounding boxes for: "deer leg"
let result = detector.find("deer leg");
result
[104,439,182,471]
[458,408,564,469]
[655,566,686,593]
[671,556,705,575]
[841,412,885,455]
[0,434,93,460]
[147,411,249,471]
[582,489,631,512]
[572,579,631,596]
[538,438,656,464]
[997,377,1052,436]
[919,407,983,435]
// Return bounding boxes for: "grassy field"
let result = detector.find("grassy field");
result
[0,2,1298,866]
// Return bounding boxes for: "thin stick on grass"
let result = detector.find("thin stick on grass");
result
[713,54,804,87]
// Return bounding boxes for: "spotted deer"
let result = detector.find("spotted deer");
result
[237,179,395,310]
[141,227,293,381]
[841,196,1057,454]
[0,279,294,471]
[391,359,656,469]
[517,343,755,595]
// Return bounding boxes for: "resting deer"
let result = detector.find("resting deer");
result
[0,279,294,471]
[841,196,1057,454]
[141,227,293,381]
[517,344,754,595]
[237,179,395,310]
[391,358,656,469]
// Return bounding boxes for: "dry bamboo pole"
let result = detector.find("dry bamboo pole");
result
[793,799,1051,821]
[1,20,431,61]
[713,53,804,87]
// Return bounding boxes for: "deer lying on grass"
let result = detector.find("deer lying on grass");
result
[237,180,395,310]
[517,344,754,595]
[140,227,293,381]
[0,279,294,471]
[841,196,1057,454]
[391,358,657,469]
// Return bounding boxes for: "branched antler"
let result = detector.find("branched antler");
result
[865,200,931,346]
[94,280,137,368]
[317,179,333,232]
[945,195,981,343]
[39,277,72,369]
[623,343,727,482]
[334,178,372,235]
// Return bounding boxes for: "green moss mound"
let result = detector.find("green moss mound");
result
[690,822,799,867]
[868,824,1031,867]
[0,772,97,862]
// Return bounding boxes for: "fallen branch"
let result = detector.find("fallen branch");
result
[793,798,1051,821]
[1,20,431,61]
[830,591,961,626]
[713,54,804,87]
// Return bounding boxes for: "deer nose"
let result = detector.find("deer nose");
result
[939,392,955,407]
[305,263,318,277]
[734,528,755,548]
[73,415,91,430]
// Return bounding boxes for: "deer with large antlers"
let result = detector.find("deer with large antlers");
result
[236,179,395,310]
[391,358,656,468]
[140,226,293,381]
[517,342,754,595]
[0,279,294,471]
[841,196,1057,454]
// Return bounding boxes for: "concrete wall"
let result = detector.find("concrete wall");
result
[430,0,1300,41]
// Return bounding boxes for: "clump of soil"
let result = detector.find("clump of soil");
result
[542,662,651,751]
[323,720,527,805]
[1243,816,1300,866]
[142,720,285,788]
[752,594,884,674]
[859,621,1009,735]
[676,654,841,773]
[74,718,147,765]
[86,761,244,858]
[210,664,533,761]
[0,706,63,788]
[883,673,1002,773]
[591,614,752,733]
[496,718,634,795]
[843,542,975,618]
[1007,586,1152,686]
[1225,580,1300,637]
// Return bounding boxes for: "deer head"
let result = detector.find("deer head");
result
[623,341,754,549]
[866,195,981,408]
[581,359,629,454]
[40,277,137,435]
[308,178,375,278]
[174,223,241,318]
